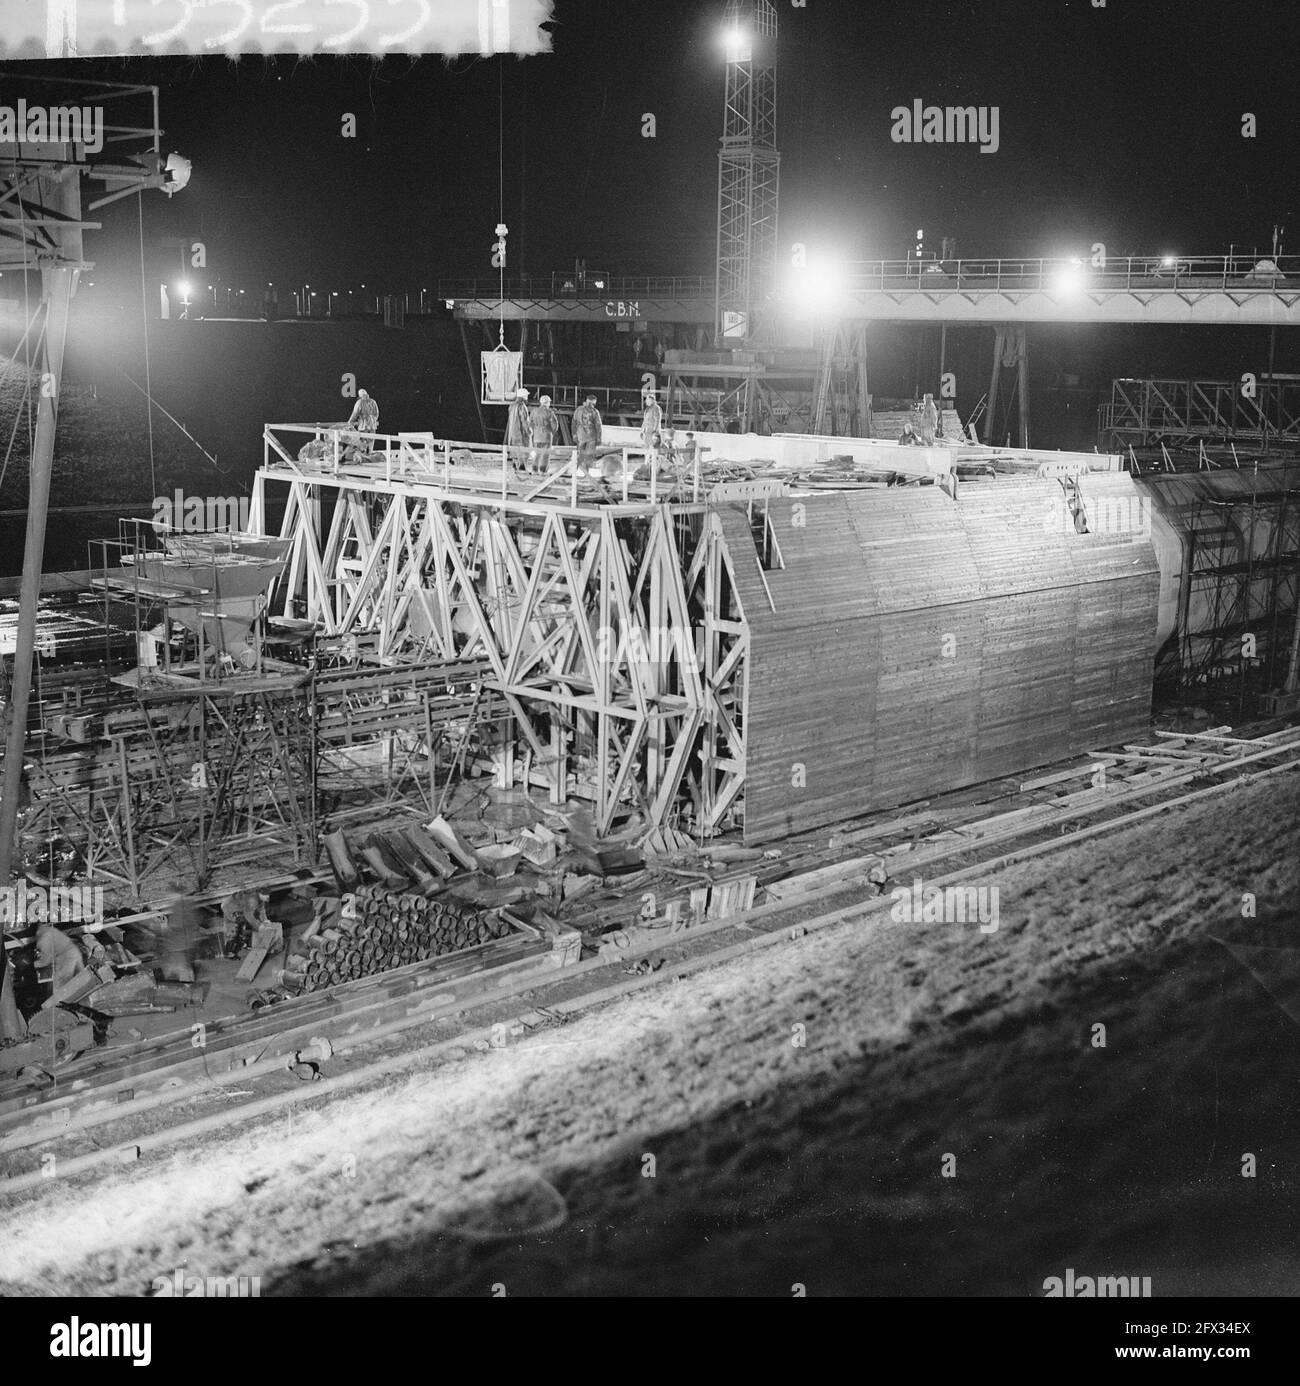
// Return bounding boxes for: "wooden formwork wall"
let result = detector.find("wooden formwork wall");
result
[721,477,1161,844]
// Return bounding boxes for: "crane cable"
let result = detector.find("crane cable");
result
[497,56,505,347]
[137,190,157,500]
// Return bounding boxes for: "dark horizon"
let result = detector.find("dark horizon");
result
[5,0,1296,297]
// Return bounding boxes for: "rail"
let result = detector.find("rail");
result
[260,423,706,510]
[437,274,716,301]
[834,254,1298,295]
[439,258,1298,303]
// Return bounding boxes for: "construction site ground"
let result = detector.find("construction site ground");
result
[1,756,1297,1297]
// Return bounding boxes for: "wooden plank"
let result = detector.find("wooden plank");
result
[235,924,283,982]
[1018,758,1115,792]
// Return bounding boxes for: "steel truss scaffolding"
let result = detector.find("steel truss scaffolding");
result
[312,657,505,820]
[254,428,751,838]
[17,644,509,902]
[664,358,820,436]
[21,678,317,901]
[1174,484,1300,698]
[812,322,872,437]
[1100,378,1300,453]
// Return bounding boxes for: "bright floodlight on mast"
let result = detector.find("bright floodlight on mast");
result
[716,0,779,346]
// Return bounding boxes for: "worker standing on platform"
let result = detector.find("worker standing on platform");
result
[641,391,663,465]
[572,392,603,478]
[506,386,531,458]
[347,388,379,436]
[920,393,939,446]
[528,394,559,474]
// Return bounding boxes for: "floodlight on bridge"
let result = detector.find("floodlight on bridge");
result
[786,258,847,317]
[1051,260,1087,296]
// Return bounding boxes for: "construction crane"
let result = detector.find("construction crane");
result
[715,0,780,346]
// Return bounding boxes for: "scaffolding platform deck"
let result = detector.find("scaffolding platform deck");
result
[111,663,314,698]
[89,574,207,600]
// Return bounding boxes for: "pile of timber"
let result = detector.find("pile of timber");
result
[277,884,509,994]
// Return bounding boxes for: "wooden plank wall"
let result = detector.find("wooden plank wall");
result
[726,477,1160,843]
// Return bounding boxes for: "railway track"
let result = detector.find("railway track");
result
[3,721,1298,1195]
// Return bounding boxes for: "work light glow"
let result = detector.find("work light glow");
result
[722,25,751,61]
[789,259,847,316]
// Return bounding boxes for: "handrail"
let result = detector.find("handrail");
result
[436,274,716,300]
[835,254,1298,295]
[260,423,698,512]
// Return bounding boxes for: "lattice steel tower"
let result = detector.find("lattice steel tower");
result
[716,0,780,345]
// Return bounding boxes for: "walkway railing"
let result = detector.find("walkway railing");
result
[438,258,1296,303]
[838,255,1297,294]
[260,423,704,510]
[437,274,716,301]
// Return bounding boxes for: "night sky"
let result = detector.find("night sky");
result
[19,0,1300,298]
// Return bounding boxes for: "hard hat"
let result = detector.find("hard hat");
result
[516,387,529,398]
[540,395,552,405]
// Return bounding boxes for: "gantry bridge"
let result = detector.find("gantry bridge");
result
[444,255,1300,328]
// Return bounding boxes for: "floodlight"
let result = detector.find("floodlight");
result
[163,153,191,195]
[722,25,751,61]
[1051,263,1085,295]
[789,258,847,316]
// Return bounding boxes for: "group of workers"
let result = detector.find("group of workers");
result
[297,382,687,485]
[898,393,941,446]
[506,386,680,483]
[505,387,564,474]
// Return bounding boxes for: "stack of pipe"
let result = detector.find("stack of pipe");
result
[277,885,510,994]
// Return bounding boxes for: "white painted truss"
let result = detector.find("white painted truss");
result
[253,427,751,837]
